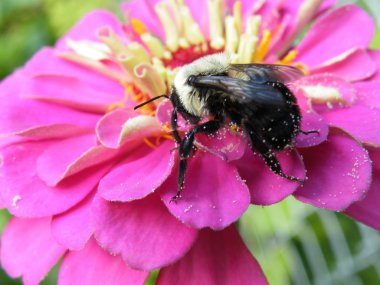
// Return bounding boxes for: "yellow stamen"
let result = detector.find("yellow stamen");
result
[106,82,132,112]
[236,34,247,63]
[240,35,258,63]
[154,133,175,145]
[166,69,177,88]
[225,16,239,55]
[178,37,190,49]
[131,18,148,35]
[155,2,179,52]
[293,62,309,75]
[123,82,156,115]
[230,15,261,63]
[253,29,271,62]
[168,0,184,36]
[144,138,158,149]
[162,123,172,133]
[201,42,209,53]
[152,57,168,84]
[207,0,225,50]
[134,63,167,99]
[233,1,243,36]
[245,16,261,37]
[161,134,174,140]
[128,42,150,63]
[106,102,126,113]
[118,53,166,99]
[279,50,298,65]
[179,6,205,45]
[141,33,167,58]
[99,29,129,57]
[163,51,173,60]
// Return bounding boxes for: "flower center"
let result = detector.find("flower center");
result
[61,0,314,118]
[62,0,308,108]
[58,0,321,149]
[163,44,222,69]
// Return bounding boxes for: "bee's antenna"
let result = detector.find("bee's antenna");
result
[133,95,169,110]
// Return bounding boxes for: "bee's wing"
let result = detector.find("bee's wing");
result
[230,64,303,83]
[191,75,286,106]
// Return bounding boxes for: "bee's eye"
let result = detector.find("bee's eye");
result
[187,75,196,85]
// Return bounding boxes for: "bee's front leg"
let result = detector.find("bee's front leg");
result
[171,120,221,202]
[171,108,182,144]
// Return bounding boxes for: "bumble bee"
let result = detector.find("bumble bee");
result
[135,53,317,201]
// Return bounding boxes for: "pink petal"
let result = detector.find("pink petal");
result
[354,80,380,109]
[0,140,111,217]
[24,48,124,96]
[345,148,380,230]
[36,134,119,186]
[24,75,122,113]
[155,99,173,125]
[155,99,189,131]
[157,226,268,285]
[296,112,329,148]
[59,238,148,285]
[269,14,291,54]
[369,50,380,81]
[0,196,5,209]
[51,193,94,250]
[196,127,247,161]
[311,49,377,82]
[294,128,372,211]
[317,0,337,14]
[161,151,250,230]
[121,0,164,39]
[99,141,175,201]
[1,217,66,285]
[296,5,375,68]
[323,105,380,147]
[92,195,198,271]
[56,10,124,49]
[0,95,99,138]
[96,108,138,148]
[234,149,305,205]
[0,69,26,96]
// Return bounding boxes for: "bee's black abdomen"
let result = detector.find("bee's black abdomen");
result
[250,103,300,150]
[206,79,301,151]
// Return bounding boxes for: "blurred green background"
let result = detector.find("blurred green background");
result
[0,0,379,284]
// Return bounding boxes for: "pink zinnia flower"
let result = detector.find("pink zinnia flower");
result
[0,0,379,284]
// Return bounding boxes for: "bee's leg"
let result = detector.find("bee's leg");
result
[243,123,305,184]
[171,120,221,202]
[260,152,305,183]
[170,159,188,202]
[171,108,182,144]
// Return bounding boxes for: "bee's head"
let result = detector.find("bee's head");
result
[173,53,229,117]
